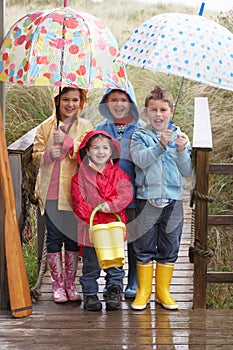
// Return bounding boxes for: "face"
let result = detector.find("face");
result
[59,90,81,121]
[87,137,113,171]
[145,99,173,132]
[106,91,131,120]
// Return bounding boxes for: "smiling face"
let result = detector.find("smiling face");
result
[59,89,81,121]
[106,91,131,121]
[86,136,113,171]
[145,99,173,132]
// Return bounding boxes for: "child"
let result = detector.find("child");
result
[32,87,93,303]
[71,130,133,311]
[96,83,145,299]
[130,86,192,310]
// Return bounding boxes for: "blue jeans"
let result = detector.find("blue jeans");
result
[80,246,125,295]
[45,201,79,253]
[132,200,183,263]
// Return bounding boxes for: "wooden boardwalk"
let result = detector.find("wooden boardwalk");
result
[1,182,233,349]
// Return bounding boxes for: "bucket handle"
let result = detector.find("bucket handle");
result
[89,204,122,231]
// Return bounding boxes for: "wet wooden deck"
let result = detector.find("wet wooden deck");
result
[1,183,233,349]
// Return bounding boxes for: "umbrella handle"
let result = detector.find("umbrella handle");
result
[167,120,177,149]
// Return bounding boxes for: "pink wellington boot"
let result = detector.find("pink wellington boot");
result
[47,252,68,303]
[65,250,81,301]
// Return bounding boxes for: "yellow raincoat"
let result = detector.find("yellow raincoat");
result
[32,114,93,214]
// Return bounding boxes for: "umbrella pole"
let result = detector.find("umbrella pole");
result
[173,76,184,120]
[173,2,205,120]
[56,86,62,128]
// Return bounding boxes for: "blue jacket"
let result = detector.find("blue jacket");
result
[96,85,145,208]
[130,125,192,200]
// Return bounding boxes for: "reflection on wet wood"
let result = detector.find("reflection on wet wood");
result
[1,183,232,349]
[1,307,233,349]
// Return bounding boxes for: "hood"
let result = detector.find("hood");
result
[77,130,121,166]
[98,81,140,123]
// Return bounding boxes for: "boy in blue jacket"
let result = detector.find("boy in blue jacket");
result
[130,86,192,310]
[96,82,145,299]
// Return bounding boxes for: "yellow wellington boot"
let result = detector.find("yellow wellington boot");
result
[155,262,178,310]
[131,261,153,310]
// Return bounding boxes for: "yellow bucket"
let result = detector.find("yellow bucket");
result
[89,204,126,269]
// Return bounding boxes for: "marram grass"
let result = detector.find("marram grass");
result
[3,0,233,308]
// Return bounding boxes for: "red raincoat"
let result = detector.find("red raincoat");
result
[71,130,133,246]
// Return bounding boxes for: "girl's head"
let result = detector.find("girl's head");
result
[55,87,87,122]
[85,134,113,171]
[78,131,120,170]
[144,86,174,132]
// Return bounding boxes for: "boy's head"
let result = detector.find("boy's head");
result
[98,83,140,124]
[145,86,173,109]
[105,89,132,123]
[144,86,174,132]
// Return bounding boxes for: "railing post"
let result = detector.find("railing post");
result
[192,97,212,309]
[193,150,210,309]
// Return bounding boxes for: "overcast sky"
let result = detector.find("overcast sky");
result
[139,0,233,12]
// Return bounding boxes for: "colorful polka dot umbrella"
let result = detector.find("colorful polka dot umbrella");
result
[118,12,233,91]
[0,4,128,90]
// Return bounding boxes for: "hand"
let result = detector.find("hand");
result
[53,128,65,144]
[100,202,111,213]
[160,129,173,148]
[175,133,188,152]
[50,145,62,160]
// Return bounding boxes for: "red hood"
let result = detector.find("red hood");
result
[77,130,120,166]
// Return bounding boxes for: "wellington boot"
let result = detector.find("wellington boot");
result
[155,262,178,310]
[125,243,138,299]
[131,261,153,310]
[65,250,81,301]
[47,252,68,303]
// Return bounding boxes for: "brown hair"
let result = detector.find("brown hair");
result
[85,134,112,151]
[105,89,130,103]
[145,86,173,109]
[80,133,119,164]
[55,87,87,110]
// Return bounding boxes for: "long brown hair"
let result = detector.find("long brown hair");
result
[54,87,87,126]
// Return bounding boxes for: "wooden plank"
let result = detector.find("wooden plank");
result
[8,126,38,154]
[0,189,9,309]
[208,215,233,226]
[207,272,233,283]
[0,108,32,318]
[0,309,233,349]
[8,153,22,220]
[209,163,233,175]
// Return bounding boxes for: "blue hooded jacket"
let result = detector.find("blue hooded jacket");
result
[96,84,145,208]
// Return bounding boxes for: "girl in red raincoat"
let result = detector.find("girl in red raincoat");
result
[71,130,133,311]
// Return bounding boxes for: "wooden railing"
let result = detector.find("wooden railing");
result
[0,97,232,310]
[0,126,45,309]
[190,98,233,309]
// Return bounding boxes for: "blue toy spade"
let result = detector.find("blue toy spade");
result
[167,2,205,148]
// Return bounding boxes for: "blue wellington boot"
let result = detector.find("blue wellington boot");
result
[125,243,138,299]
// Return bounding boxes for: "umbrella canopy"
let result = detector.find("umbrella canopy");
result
[0,6,127,90]
[118,12,233,91]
